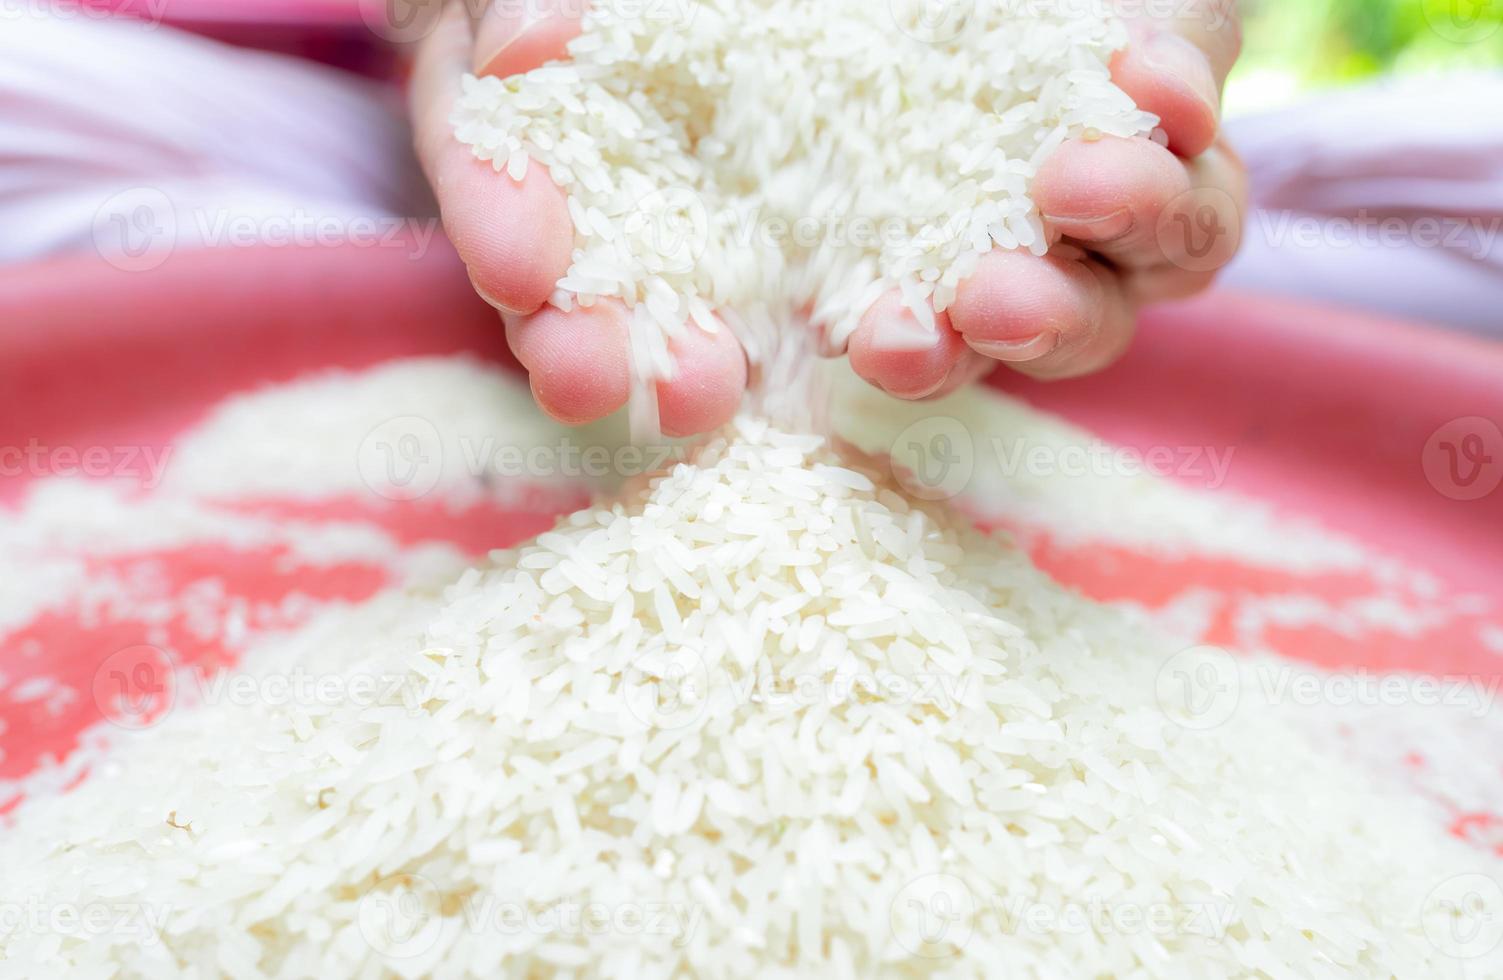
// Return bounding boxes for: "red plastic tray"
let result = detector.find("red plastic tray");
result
[2,241,1501,851]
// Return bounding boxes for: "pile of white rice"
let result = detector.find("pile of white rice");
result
[451,0,1155,379]
[2,419,1494,976]
[6,3,1497,974]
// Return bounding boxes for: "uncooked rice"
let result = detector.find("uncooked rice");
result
[2,419,1497,977]
[6,1,1500,974]
[451,0,1156,383]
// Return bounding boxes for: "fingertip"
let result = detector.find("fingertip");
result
[1125,264,1219,306]
[1033,136,1191,260]
[1110,33,1220,158]
[917,350,995,402]
[949,250,1099,363]
[1012,316,1135,381]
[656,319,748,438]
[507,302,631,426]
[1150,141,1247,276]
[474,1,585,78]
[848,291,968,400]
[438,145,573,316]
[1008,262,1137,382]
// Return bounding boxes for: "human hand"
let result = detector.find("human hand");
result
[846,0,1248,398]
[410,1,1246,432]
[412,0,745,438]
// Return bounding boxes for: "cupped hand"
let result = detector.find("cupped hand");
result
[411,0,747,438]
[410,0,1246,433]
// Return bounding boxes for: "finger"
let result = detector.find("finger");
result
[411,1,573,315]
[505,302,631,426]
[1116,0,1242,90]
[1008,259,1137,382]
[1033,135,1191,270]
[1131,137,1248,300]
[474,0,586,78]
[847,291,970,400]
[655,318,749,438]
[916,350,995,401]
[440,150,574,315]
[1109,30,1220,157]
[410,0,475,169]
[947,249,1101,365]
[1125,265,1219,306]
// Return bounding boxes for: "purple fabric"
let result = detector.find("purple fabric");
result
[0,11,431,264]
[1,13,1498,335]
[1221,73,1503,335]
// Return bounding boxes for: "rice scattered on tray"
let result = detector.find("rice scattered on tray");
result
[2,420,1495,977]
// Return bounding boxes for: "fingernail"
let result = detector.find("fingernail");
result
[1142,31,1221,120]
[474,6,535,75]
[968,331,1060,363]
[469,274,525,316]
[872,371,950,401]
[1040,207,1134,242]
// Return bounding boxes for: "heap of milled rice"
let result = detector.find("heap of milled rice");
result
[6,5,1496,972]
[451,0,1155,380]
[1,420,1492,977]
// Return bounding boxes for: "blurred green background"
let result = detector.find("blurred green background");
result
[1230,0,1503,113]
